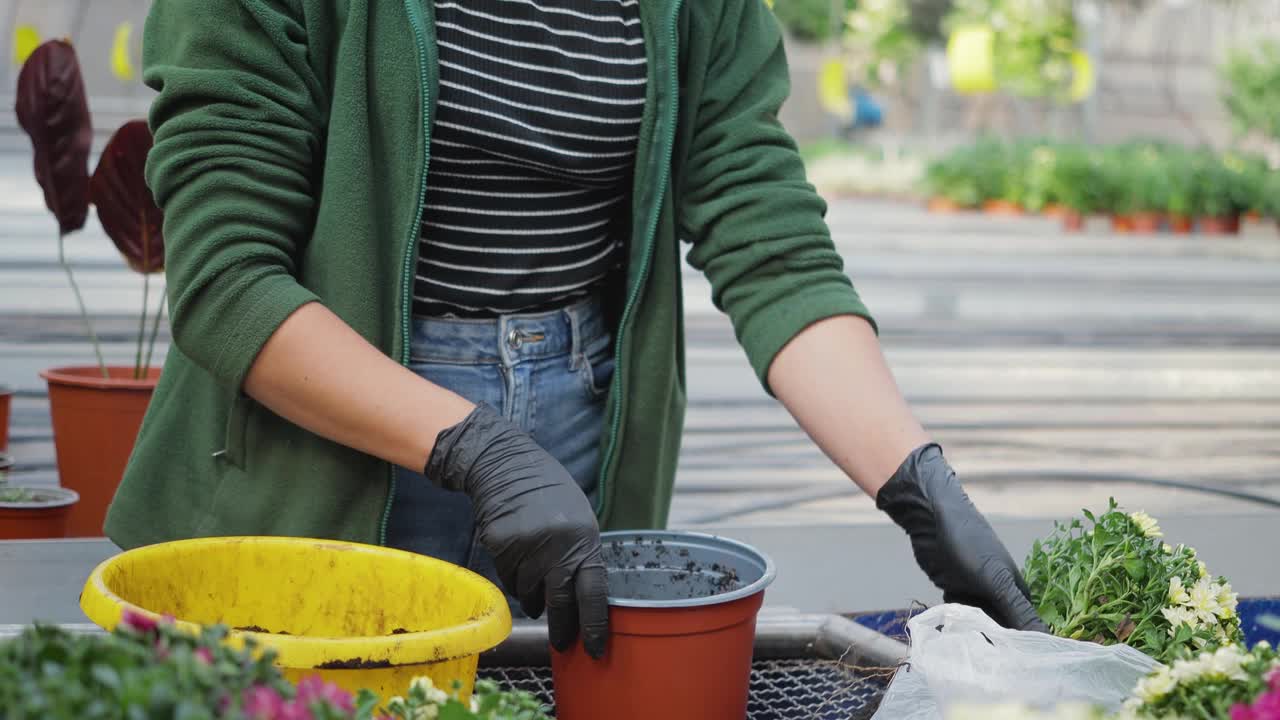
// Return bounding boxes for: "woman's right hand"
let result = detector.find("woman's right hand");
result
[427,404,610,659]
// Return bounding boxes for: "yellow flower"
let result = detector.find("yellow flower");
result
[1168,576,1190,605]
[1129,511,1162,538]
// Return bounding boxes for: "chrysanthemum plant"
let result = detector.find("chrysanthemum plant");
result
[1023,498,1242,665]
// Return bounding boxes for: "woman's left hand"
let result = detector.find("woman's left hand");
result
[876,444,1049,632]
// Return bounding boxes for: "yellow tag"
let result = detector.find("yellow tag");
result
[947,24,996,95]
[817,59,852,122]
[111,22,136,81]
[13,25,41,66]
[1068,49,1094,102]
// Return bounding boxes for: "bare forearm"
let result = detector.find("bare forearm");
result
[767,315,929,498]
[242,302,474,472]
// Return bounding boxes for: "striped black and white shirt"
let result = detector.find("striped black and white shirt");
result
[413,0,647,317]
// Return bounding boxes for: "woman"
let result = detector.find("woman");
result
[109,0,1044,660]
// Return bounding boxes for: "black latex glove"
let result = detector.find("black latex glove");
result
[876,443,1048,632]
[426,403,610,658]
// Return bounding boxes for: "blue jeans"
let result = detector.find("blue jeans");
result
[385,295,614,598]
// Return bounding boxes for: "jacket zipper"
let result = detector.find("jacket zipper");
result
[380,0,437,546]
[593,0,684,522]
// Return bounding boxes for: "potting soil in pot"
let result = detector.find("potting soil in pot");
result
[604,535,744,601]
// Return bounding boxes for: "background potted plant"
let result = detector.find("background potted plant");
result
[1019,141,1060,216]
[0,477,79,540]
[1164,150,1196,234]
[1098,150,1138,233]
[976,139,1023,215]
[16,40,166,536]
[1046,145,1098,232]
[1192,155,1242,236]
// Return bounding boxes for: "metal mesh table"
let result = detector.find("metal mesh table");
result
[480,659,890,720]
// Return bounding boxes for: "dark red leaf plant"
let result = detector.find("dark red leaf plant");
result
[16,41,166,379]
[15,39,105,376]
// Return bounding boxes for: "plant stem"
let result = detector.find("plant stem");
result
[135,271,149,379]
[58,232,107,378]
[143,292,165,375]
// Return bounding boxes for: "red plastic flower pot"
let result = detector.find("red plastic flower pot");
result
[1061,212,1085,233]
[0,384,11,454]
[40,366,158,536]
[551,531,776,720]
[1199,216,1241,236]
[0,486,79,539]
[983,199,1023,216]
[1169,215,1193,234]
[1131,212,1163,234]
[927,197,962,214]
[1111,215,1135,233]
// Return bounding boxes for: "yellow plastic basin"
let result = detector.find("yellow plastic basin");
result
[80,536,512,700]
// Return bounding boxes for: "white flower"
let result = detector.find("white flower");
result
[1169,654,1209,683]
[386,696,408,715]
[1168,576,1190,605]
[1197,560,1209,579]
[1187,578,1222,624]
[1129,511,1163,538]
[1205,645,1250,681]
[412,706,439,720]
[1162,543,1174,554]
[1133,667,1176,702]
[1162,605,1199,635]
[1257,640,1272,650]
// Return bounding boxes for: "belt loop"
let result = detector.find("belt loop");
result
[565,305,583,370]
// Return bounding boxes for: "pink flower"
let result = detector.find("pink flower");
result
[121,609,158,633]
[195,647,214,665]
[1234,706,1258,720]
[1270,669,1280,693]
[295,675,354,713]
[276,700,315,720]
[243,685,286,720]
[1253,692,1280,720]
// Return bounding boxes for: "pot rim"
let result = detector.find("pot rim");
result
[40,366,160,391]
[0,485,80,510]
[0,383,12,396]
[599,530,777,609]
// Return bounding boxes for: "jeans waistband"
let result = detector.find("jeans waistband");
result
[409,294,610,366]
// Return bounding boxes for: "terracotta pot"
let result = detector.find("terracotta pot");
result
[927,196,965,214]
[0,385,11,454]
[1198,216,1241,235]
[551,531,776,720]
[983,199,1023,216]
[1131,212,1163,234]
[1168,215,1194,234]
[1061,211,1085,232]
[1111,215,1135,233]
[1041,203,1068,218]
[0,486,79,540]
[40,366,159,536]
[1245,210,1262,222]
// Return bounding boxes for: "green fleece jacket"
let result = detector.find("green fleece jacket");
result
[105,0,873,549]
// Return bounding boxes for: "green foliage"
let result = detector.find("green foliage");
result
[1023,499,1243,665]
[1126,643,1280,720]
[924,138,1278,220]
[1220,39,1280,143]
[0,616,551,720]
[944,0,1078,99]
[0,620,291,719]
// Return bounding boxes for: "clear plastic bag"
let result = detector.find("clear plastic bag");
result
[871,604,1162,720]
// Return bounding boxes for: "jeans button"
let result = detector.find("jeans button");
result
[506,328,522,349]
